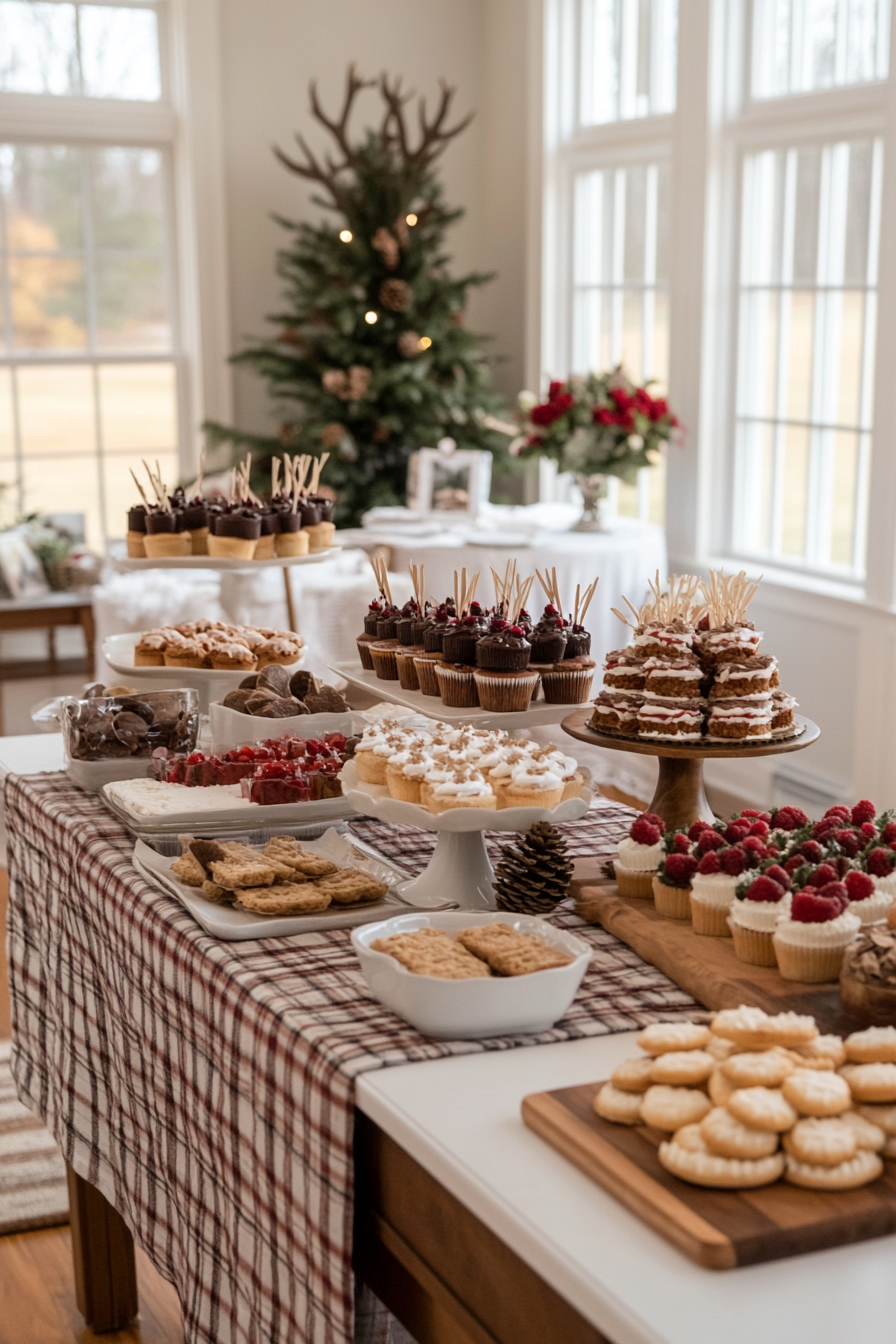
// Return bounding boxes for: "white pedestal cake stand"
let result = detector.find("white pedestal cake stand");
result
[340,759,594,911]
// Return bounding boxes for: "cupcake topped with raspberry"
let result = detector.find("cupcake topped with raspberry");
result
[613,812,665,898]
[688,829,764,936]
[728,866,792,965]
[858,844,896,921]
[773,882,861,983]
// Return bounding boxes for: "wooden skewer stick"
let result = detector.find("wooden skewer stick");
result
[130,469,150,508]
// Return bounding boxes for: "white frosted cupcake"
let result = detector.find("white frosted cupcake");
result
[426,767,496,813]
[689,871,745,937]
[773,887,861,983]
[844,871,895,927]
[613,812,665,899]
[385,747,434,804]
[504,762,565,811]
[729,877,792,966]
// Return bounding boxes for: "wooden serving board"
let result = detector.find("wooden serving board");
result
[572,881,866,1035]
[522,1081,896,1269]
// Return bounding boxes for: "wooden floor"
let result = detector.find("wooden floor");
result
[0,870,184,1343]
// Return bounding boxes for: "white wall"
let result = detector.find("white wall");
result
[217,0,529,437]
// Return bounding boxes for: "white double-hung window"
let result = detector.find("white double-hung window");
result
[0,0,227,547]
[541,0,678,525]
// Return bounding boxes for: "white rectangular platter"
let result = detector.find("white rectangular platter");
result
[102,779,355,835]
[132,832,408,940]
[330,661,591,729]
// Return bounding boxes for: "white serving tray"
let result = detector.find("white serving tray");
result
[208,704,354,753]
[111,547,342,572]
[132,831,409,940]
[330,661,591,729]
[101,778,354,834]
[104,631,306,681]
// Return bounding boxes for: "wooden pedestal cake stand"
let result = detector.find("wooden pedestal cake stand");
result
[560,710,820,829]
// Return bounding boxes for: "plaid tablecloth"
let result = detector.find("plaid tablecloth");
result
[7,773,696,1344]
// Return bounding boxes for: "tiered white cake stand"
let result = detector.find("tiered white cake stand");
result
[340,759,594,911]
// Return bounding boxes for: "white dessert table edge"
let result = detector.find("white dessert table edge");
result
[110,547,342,572]
[355,1037,895,1344]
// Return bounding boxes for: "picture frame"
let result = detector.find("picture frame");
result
[408,447,492,519]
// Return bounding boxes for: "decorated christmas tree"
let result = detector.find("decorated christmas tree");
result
[204,67,510,525]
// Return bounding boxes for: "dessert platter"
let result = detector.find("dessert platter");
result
[132,828,409,940]
[522,1005,896,1269]
[118,453,339,570]
[564,570,820,828]
[338,557,599,728]
[340,716,593,910]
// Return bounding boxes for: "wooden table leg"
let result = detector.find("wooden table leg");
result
[66,1164,138,1332]
[79,603,96,679]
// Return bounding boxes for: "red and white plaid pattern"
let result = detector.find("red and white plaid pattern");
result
[6,773,695,1344]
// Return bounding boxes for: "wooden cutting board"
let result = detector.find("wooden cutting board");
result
[572,881,866,1035]
[522,1081,896,1269]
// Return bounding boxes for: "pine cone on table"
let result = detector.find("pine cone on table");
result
[493,821,574,916]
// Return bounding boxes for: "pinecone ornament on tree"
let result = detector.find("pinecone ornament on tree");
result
[379,278,411,311]
[493,822,574,916]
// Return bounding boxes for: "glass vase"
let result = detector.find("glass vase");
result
[571,473,609,532]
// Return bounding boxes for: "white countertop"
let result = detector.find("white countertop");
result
[0,732,64,778]
[356,1033,896,1344]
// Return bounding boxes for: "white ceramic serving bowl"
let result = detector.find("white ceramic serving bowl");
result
[352,911,591,1039]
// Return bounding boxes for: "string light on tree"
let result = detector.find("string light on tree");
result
[418,336,432,350]
[406,213,418,226]
[364,310,378,324]
[339,229,352,242]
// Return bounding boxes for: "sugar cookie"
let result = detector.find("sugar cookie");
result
[711,1005,817,1050]
[594,1082,643,1125]
[841,1109,886,1152]
[611,1055,656,1093]
[650,1050,715,1087]
[727,1086,798,1133]
[784,1149,883,1191]
[659,1140,784,1188]
[843,1063,896,1103]
[640,1085,713,1131]
[779,1047,835,1072]
[637,1022,711,1054]
[700,1106,780,1160]
[783,1117,857,1167]
[857,1103,896,1136]
[722,1050,795,1090]
[844,1026,896,1064]
[794,1034,846,1067]
[782,1068,852,1117]
[705,1034,740,1062]
[708,1068,736,1106]
[669,1122,707,1153]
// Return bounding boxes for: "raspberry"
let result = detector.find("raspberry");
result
[808,863,839,887]
[824,805,851,821]
[866,847,896,878]
[785,854,808,875]
[740,809,764,818]
[697,830,726,854]
[861,822,878,840]
[882,822,896,845]
[835,855,853,878]
[748,820,770,838]
[771,806,809,830]
[767,844,780,856]
[818,880,849,911]
[641,812,666,829]
[719,846,748,877]
[688,820,714,841]
[724,820,751,844]
[696,851,722,875]
[663,853,698,885]
[851,800,877,826]
[763,863,792,891]
[630,817,662,846]
[799,840,824,863]
[744,875,785,903]
[834,829,862,858]
[672,832,692,854]
[742,836,769,859]
[812,819,839,841]
[845,871,875,902]
[791,889,844,923]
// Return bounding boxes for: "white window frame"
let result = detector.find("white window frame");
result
[0,0,231,527]
[536,0,896,605]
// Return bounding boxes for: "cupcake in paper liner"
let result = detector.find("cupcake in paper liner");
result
[773,883,861,983]
[613,812,665,899]
[652,850,698,920]
[844,869,895,927]
[729,870,793,966]
[688,843,757,936]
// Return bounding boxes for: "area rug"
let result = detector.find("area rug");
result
[0,1039,68,1234]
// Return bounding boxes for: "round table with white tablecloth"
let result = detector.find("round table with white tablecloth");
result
[384,517,666,671]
